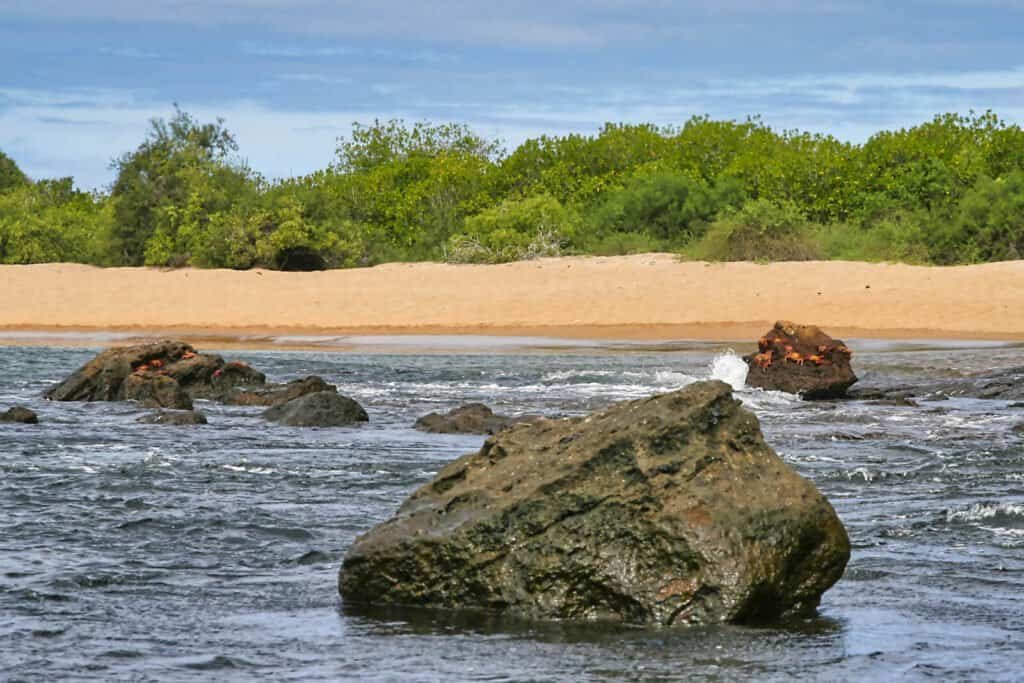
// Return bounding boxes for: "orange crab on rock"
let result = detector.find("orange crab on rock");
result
[785,352,804,365]
[752,351,774,371]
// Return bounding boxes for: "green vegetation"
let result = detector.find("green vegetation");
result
[2,110,1023,268]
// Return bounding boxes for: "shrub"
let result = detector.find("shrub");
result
[819,212,931,264]
[686,199,822,262]
[930,171,1024,263]
[447,194,579,263]
[589,170,742,247]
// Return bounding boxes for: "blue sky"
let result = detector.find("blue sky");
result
[2,0,1023,189]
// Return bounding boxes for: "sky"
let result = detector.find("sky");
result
[1,0,1023,189]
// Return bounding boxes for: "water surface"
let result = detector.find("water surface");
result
[2,342,1023,680]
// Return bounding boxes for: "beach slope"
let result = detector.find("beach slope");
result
[1,256,1022,342]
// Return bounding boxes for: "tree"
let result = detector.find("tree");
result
[108,106,246,265]
[0,150,30,193]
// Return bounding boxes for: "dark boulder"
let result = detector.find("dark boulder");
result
[1,406,38,424]
[263,391,369,427]
[225,375,335,407]
[414,403,543,435]
[744,321,857,399]
[340,380,849,626]
[137,410,208,425]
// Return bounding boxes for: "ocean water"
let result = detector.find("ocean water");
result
[1,341,1023,681]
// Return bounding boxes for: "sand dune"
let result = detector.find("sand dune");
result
[1,256,1022,344]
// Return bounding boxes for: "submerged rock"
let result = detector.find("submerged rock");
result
[263,391,369,427]
[414,403,543,435]
[744,321,857,399]
[137,410,208,425]
[1,406,38,424]
[340,380,849,626]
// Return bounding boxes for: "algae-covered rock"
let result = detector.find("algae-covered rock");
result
[340,380,849,626]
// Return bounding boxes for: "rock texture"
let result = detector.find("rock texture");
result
[1,406,38,424]
[263,391,369,427]
[744,321,857,399]
[340,380,850,626]
[414,403,543,435]
[224,376,336,407]
[137,410,208,425]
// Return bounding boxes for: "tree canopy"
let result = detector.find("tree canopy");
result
[2,109,1023,268]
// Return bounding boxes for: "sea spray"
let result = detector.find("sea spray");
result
[709,350,749,391]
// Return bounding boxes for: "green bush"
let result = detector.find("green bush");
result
[0,179,110,264]
[447,194,579,263]
[589,170,742,247]
[685,199,822,262]
[819,212,931,263]
[932,171,1024,263]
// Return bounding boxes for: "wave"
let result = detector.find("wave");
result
[946,502,1024,523]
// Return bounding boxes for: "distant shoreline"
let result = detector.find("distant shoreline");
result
[2,256,1023,349]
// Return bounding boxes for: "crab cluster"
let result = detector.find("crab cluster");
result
[751,337,853,373]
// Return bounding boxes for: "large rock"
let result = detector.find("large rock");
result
[744,321,857,399]
[263,391,369,427]
[414,403,543,435]
[1,406,38,424]
[340,380,849,626]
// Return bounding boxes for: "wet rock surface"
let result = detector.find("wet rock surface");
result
[0,406,38,423]
[414,403,543,435]
[340,380,850,626]
[744,321,857,399]
[263,391,369,427]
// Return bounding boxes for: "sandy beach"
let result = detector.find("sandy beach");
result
[1,255,1023,346]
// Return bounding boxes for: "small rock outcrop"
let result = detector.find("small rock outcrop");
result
[137,410,208,425]
[263,391,369,427]
[744,321,857,399]
[224,376,336,407]
[1,406,38,424]
[45,341,265,406]
[340,380,850,626]
[414,403,543,435]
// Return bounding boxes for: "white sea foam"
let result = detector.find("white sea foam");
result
[946,502,1024,522]
[708,351,749,391]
